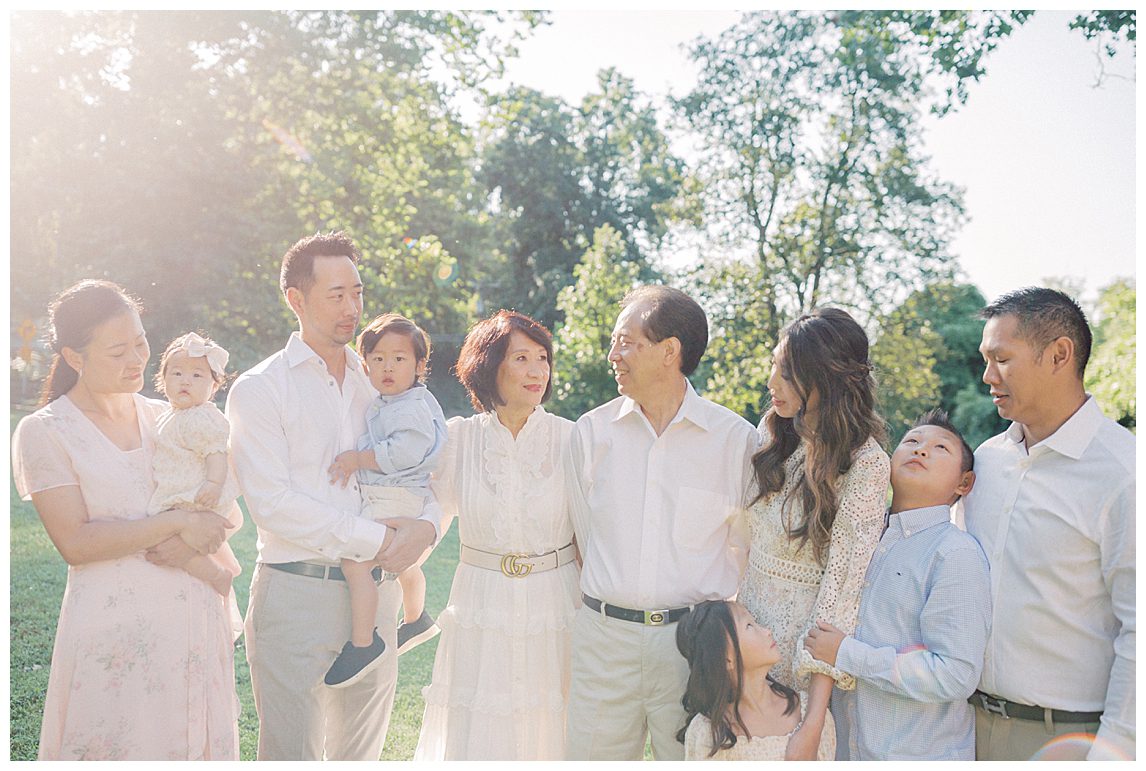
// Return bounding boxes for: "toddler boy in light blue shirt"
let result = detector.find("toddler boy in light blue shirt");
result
[805,409,990,760]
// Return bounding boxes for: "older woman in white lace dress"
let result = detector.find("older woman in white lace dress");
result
[414,310,580,760]
[738,308,890,760]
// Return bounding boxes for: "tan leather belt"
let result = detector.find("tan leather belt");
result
[459,542,576,578]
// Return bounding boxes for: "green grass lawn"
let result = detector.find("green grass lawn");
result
[8,412,459,760]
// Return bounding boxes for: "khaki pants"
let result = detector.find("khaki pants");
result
[360,484,423,522]
[975,703,1101,761]
[566,604,690,760]
[245,563,402,760]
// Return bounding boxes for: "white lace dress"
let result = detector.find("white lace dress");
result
[415,407,580,760]
[684,697,837,760]
[738,430,889,692]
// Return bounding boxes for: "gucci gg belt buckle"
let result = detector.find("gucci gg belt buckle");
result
[643,609,669,625]
[500,553,534,578]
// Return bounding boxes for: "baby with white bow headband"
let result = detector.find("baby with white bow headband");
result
[146,332,244,617]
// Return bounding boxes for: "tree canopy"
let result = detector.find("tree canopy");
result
[9,9,1131,429]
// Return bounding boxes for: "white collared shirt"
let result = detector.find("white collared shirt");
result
[226,332,440,565]
[962,396,1135,759]
[566,382,760,609]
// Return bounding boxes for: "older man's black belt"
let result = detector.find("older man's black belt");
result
[971,690,1103,723]
[582,594,691,626]
[265,561,383,582]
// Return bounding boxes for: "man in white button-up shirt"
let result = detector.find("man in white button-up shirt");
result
[565,285,759,760]
[962,287,1134,761]
[227,232,440,760]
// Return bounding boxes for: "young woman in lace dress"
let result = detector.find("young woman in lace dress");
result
[737,307,889,760]
[414,311,579,760]
[677,600,835,760]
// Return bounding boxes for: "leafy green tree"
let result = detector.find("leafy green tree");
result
[1086,278,1135,429]
[870,281,1005,446]
[1069,10,1135,56]
[550,226,641,419]
[951,381,1006,450]
[677,11,1027,426]
[677,12,1003,341]
[479,70,682,330]
[684,260,778,424]
[834,11,1034,113]
[9,10,535,395]
[870,304,943,443]
[10,12,274,366]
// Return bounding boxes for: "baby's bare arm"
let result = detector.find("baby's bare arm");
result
[195,451,229,507]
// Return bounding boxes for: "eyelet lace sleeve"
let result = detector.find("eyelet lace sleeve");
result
[795,439,889,689]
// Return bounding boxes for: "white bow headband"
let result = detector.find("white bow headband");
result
[176,332,230,378]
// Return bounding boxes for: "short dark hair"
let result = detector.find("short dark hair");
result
[912,408,974,474]
[280,231,361,295]
[455,310,553,413]
[357,313,431,382]
[980,287,1092,378]
[619,285,708,376]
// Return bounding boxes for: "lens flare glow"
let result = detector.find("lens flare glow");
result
[262,118,313,163]
[1029,733,1130,761]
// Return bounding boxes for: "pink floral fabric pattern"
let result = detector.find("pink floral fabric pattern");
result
[12,394,239,760]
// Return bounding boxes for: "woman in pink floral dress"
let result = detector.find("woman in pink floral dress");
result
[11,280,240,760]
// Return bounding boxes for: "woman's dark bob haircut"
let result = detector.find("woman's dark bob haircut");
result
[455,310,553,413]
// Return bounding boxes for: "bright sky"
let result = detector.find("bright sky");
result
[490,9,1137,306]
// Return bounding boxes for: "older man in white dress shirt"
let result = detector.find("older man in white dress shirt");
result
[564,284,760,760]
[962,287,1134,761]
[227,232,439,760]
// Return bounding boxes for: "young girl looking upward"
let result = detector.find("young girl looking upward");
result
[148,332,243,602]
[326,313,448,687]
[677,600,836,761]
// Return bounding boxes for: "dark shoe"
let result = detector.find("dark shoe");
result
[396,611,440,655]
[324,629,387,688]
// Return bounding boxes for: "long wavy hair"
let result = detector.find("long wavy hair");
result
[751,308,885,565]
[675,600,798,756]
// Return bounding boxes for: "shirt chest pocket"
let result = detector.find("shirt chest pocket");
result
[672,486,732,552]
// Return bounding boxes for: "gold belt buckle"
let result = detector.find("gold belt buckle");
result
[644,610,668,625]
[500,553,534,578]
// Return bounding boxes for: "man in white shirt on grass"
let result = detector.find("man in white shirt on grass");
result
[564,284,760,760]
[227,231,439,760]
[963,286,1134,761]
